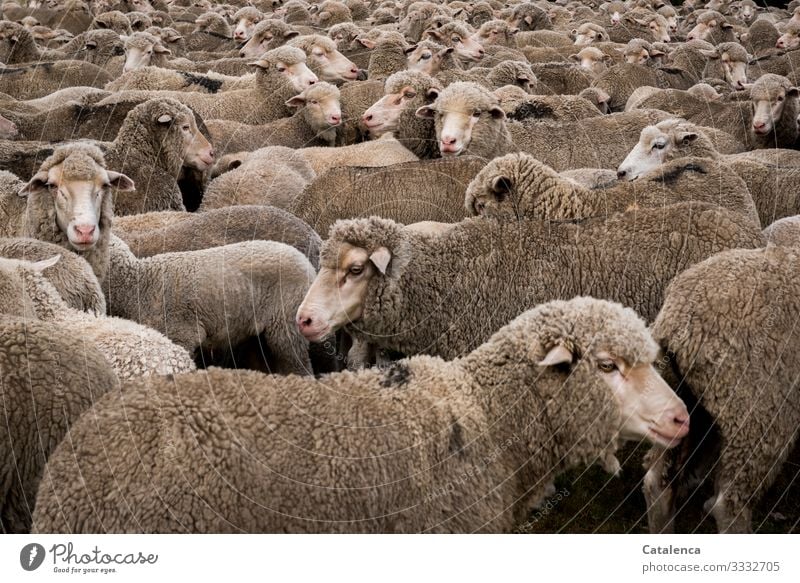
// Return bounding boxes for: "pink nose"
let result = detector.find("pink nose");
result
[329,114,341,124]
[777,40,784,48]
[669,409,690,437]
[441,135,457,145]
[296,313,314,333]
[363,113,372,122]
[234,32,245,39]
[74,225,96,240]
[754,121,766,130]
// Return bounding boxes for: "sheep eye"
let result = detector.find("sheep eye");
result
[452,36,460,43]
[310,100,318,105]
[472,109,482,117]
[349,265,363,275]
[182,124,191,131]
[404,90,417,98]
[277,65,286,72]
[778,95,785,102]
[598,361,617,373]
[653,142,665,150]
[421,52,430,59]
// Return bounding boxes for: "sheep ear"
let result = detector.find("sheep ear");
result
[156,113,173,124]
[284,30,299,39]
[721,22,733,29]
[489,106,506,119]
[19,171,49,197]
[570,28,578,36]
[699,48,718,58]
[285,95,306,108]
[403,43,417,55]
[490,175,512,201]
[677,132,698,145]
[369,247,391,274]
[425,87,440,103]
[650,48,665,57]
[569,53,579,61]
[357,37,376,49]
[537,344,573,367]
[788,87,800,97]
[415,105,436,118]
[106,170,135,191]
[153,43,171,54]
[248,59,269,69]
[524,15,533,26]
[424,28,443,40]
[438,47,454,57]
[30,255,61,272]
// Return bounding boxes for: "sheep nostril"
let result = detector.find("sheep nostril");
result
[617,170,626,179]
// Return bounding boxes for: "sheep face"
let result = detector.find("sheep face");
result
[128,0,153,13]
[286,82,342,129]
[776,23,800,50]
[686,13,732,42]
[701,45,749,90]
[233,16,260,41]
[471,20,517,48]
[425,27,485,61]
[20,153,133,250]
[406,44,452,76]
[296,242,384,342]
[616,124,701,181]
[0,113,18,139]
[240,23,300,59]
[363,84,429,136]
[624,47,651,65]
[122,33,169,72]
[306,40,359,82]
[416,87,505,157]
[751,80,800,136]
[731,0,756,24]
[252,55,319,92]
[571,47,608,75]
[168,112,215,172]
[572,23,608,46]
[594,352,689,447]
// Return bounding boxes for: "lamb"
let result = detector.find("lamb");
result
[31,297,690,533]
[763,215,800,246]
[0,255,196,379]
[0,60,114,100]
[0,237,106,315]
[287,34,359,84]
[294,205,765,358]
[0,21,66,64]
[238,18,300,59]
[99,98,215,215]
[686,10,737,44]
[206,81,341,154]
[617,118,800,225]
[289,157,486,235]
[199,146,315,211]
[0,317,118,533]
[644,245,800,533]
[113,205,322,267]
[98,46,318,125]
[464,152,760,226]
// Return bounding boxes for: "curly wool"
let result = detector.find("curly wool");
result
[647,246,800,533]
[31,297,654,533]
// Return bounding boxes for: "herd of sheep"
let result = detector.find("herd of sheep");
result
[0,0,798,535]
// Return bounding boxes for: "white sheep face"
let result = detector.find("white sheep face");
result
[122,39,169,72]
[296,244,385,342]
[362,86,419,136]
[233,18,258,42]
[308,43,359,82]
[617,126,673,181]
[752,87,798,136]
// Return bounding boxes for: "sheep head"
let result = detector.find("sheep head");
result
[750,74,800,137]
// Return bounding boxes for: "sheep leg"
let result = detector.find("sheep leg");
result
[643,446,678,533]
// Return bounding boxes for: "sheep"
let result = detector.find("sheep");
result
[287,34,359,84]
[106,65,254,93]
[416,81,692,169]
[183,12,233,53]
[405,40,457,76]
[126,10,152,32]
[31,296,691,533]
[495,87,603,122]
[509,2,552,31]
[570,46,611,76]
[463,152,760,226]
[617,118,800,226]
[436,60,541,94]
[619,39,658,66]
[776,20,800,50]
[289,157,486,235]
[528,62,594,95]
[700,42,749,90]
[199,146,316,211]
[0,21,66,64]
[61,29,125,70]
[113,205,322,267]
[644,245,800,533]
[98,46,318,125]
[588,61,699,112]
[92,10,133,35]
[294,205,764,358]
[0,317,118,533]
[763,215,800,246]
[686,10,737,44]
[313,0,352,28]
[471,19,519,48]
[119,31,183,73]
[238,18,300,59]
[297,133,418,175]
[572,22,610,46]
[742,18,780,58]
[422,21,485,63]
[0,237,106,315]
[607,12,672,44]
[0,255,196,379]
[360,32,412,82]
[231,6,263,42]
[206,81,341,154]
[97,98,215,215]
[628,74,800,150]
[0,60,114,100]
